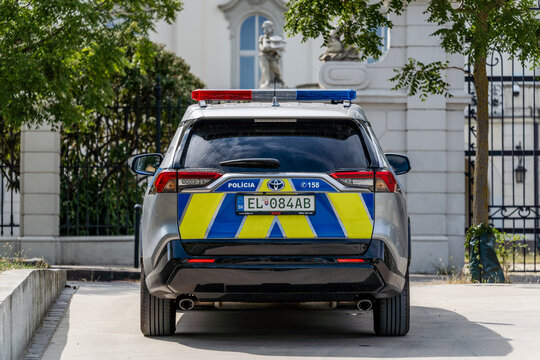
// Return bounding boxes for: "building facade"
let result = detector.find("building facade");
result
[150,0,471,273]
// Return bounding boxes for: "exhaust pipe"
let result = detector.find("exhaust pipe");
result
[178,297,195,311]
[356,299,372,311]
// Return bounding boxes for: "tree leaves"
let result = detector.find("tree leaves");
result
[284,0,410,62]
[390,58,451,101]
[60,42,203,235]
[285,0,540,98]
[0,0,183,128]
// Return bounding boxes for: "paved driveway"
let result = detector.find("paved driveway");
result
[42,282,540,359]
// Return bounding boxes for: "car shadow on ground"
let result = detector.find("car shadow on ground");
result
[154,306,512,358]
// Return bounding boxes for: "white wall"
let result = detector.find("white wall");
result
[152,0,231,88]
[150,0,323,88]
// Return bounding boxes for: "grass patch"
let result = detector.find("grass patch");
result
[0,243,48,273]
[0,258,47,272]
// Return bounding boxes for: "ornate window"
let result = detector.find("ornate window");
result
[219,0,286,89]
[239,14,268,88]
[367,26,390,64]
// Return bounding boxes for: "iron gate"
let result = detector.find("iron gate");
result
[466,51,540,272]
[0,119,20,238]
[60,78,191,236]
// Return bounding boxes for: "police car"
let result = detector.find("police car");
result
[129,89,411,337]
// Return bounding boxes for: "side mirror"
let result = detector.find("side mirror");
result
[385,153,411,175]
[128,153,164,176]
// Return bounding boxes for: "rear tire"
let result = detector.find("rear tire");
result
[140,270,176,336]
[373,273,410,336]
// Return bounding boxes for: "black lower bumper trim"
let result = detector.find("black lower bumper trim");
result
[164,265,384,301]
[146,239,406,300]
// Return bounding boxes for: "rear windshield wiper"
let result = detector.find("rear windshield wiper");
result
[219,158,280,169]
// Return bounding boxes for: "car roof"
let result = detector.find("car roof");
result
[182,102,367,122]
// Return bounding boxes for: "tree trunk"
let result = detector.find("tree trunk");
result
[472,56,490,226]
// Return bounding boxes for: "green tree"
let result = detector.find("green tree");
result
[60,41,204,235]
[0,0,182,129]
[285,0,540,228]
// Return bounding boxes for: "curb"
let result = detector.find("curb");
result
[411,273,540,284]
[51,265,140,282]
[0,269,66,360]
[24,285,77,360]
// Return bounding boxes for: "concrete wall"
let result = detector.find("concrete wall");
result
[1,237,134,266]
[0,269,66,360]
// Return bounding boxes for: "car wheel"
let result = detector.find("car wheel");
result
[373,273,410,336]
[140,269,177,336]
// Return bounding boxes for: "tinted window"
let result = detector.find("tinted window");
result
[181,119,369,173]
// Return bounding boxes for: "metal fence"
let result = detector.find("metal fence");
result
[0,118,20,237]
[466,51,540,272]
[60,79,191,236]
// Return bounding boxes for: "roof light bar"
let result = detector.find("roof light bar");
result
[191,90,251,101]
[191,89,356,102]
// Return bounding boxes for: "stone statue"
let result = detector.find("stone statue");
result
[319,27,359,62]
[258,20,286,88]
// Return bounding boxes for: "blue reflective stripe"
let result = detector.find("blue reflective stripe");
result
[214,179,261,192]
[178,193,191,220]
[207,193,244,238]
[307,194,346,238]
[268,222,284,238]
[361,193,375,221]
[290,178,336,192]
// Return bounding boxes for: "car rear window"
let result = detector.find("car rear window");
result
[180,119,370,173]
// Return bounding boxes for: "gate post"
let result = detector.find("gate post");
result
[19,125,61,263]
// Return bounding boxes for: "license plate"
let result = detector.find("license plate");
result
[236,194,315,215]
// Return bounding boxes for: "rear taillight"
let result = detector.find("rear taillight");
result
[337,258,366,263]
[153,170,222,193]
[187,258,215,263]
[375,171,398,192]
[330,171,374,188]
[154,171,177,193]
[330,170,399,192]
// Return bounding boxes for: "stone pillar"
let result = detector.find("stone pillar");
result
[318,0,470,273]
[19,125,61,263]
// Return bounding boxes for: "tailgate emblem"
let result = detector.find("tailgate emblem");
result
[268,179,285,191]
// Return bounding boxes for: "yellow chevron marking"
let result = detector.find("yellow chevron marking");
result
[278,215,314,238]
[237,215,275,238]
[179,193,224,239]
[261,179,294,192]
[327,193,373,239]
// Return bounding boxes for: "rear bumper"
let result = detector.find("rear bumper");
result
[146,239,406,301]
